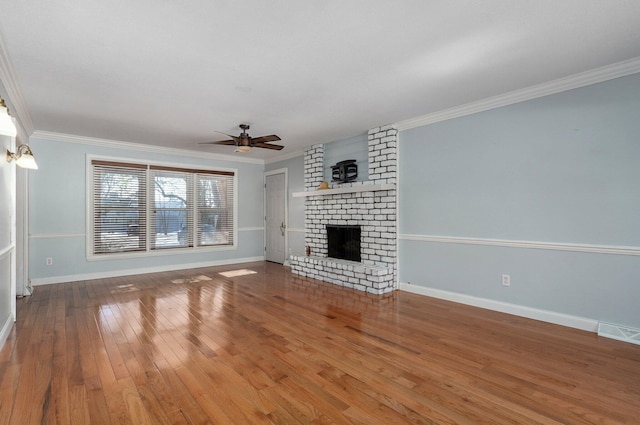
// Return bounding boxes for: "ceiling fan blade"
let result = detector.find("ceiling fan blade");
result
[198,139,236,145]
[254,142,284,150]
[251,135,281,144]
[199,132,241,145]
[215,131,240,140]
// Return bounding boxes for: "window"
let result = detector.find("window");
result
[92,161,147,254]
[90,159,235,257]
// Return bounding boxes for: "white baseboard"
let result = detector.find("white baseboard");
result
[399,282,598,332]
[30,256,265,286]
[0,314,14,352]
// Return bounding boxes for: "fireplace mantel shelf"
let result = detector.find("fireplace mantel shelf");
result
[292,183,395,198]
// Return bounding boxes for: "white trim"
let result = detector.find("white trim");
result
[85,156,93,261]
[0,244,17,318]
[32,130,264,165]
[239,227,264,232]
[30,233,85,239]
[30,256,265,286]
[264,168,288,177]
[4,133,18,317]
[18,167,31,295]
[0,33,35,134]
[85,153,240,174]
[0,244,14,261]
[400,282,598,332]
[86,244,238,262]
[0,314,14,352]
[292,183,395,197]
[396,57,640,131]
[232,172,239,251]
[395,130,402,290]
[50,228,266,239]
[399,233,640,256]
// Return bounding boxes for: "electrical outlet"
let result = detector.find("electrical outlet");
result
[502,274,510,286]
[46,257,53,266]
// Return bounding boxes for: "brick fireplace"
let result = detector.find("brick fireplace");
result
[290,125,398,294]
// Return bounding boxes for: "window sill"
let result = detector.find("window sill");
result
[87,244,237,261]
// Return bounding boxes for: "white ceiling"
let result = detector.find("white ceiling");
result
[1,1,640,159]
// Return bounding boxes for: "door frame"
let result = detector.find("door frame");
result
[264,168,288,264]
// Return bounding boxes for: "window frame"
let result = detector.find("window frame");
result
[86,155,238,261]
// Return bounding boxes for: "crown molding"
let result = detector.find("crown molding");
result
[396,56,640,131]
[30,130,266,165]
[0,31,35,135]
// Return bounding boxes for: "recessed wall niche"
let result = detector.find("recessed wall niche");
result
[323,134,369,184]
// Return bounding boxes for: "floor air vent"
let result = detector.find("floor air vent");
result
[597,322,640,345]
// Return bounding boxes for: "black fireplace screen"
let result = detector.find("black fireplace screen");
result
[326,225,361,262]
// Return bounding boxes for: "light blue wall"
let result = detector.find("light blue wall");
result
[27,137,265,282]
[398,73,640,328]
[266,154,305,257]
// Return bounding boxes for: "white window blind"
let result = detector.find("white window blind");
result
[91,160,235,256]
[92,161,147,254]
[150,168,192,249]
[196,172,235,247]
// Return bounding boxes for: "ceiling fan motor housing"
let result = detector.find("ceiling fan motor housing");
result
[239,124,251,146]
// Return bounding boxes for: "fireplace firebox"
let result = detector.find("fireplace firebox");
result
[326,225,361,262]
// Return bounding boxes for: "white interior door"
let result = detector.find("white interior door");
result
[265,171,286,263]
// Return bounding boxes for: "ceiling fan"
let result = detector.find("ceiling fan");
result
[200,124,283,152]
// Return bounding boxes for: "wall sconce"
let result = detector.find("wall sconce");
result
[6,144,38,169]
[0,96,18,137]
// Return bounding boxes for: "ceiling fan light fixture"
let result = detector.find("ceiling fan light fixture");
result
[236,145,251,153]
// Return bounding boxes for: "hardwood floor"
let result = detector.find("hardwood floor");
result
[0,262,638,424]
